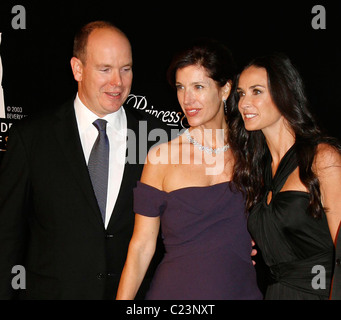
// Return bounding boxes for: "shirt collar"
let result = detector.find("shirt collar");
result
[74,93,126,136]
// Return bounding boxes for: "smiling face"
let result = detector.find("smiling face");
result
[175,65,230,129]
[71,27,133,117]
[237,66,284,134]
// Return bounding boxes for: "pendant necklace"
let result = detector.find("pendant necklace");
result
[184,129,230,155]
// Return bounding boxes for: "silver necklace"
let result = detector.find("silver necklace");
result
[184,129,230,155]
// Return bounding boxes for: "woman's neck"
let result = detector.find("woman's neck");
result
[262,120,296,171]
[190,123,229,149]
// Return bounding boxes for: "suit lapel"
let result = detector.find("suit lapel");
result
[53,100,104,227]
[52,102,149,230]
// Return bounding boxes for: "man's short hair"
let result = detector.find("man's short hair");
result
[73,21,128,64]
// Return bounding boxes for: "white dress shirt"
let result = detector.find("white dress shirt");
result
[74,94,127,228]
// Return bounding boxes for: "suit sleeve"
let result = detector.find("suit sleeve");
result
[0,124,31,299]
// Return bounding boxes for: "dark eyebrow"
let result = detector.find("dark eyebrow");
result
[175,81,200,85]
[250,84,266,89]
[237,84,265,91]
[192,81,206,85]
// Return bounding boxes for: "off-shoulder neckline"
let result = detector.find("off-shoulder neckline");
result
[137,180,231,195]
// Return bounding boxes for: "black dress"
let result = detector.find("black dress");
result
[248,145,334,299]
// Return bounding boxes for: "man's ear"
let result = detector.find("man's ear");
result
[70,57,83,82]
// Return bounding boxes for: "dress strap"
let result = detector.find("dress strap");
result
[133,181,167,217]
[264,144,298,194]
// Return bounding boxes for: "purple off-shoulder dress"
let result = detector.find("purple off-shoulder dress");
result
[134,181,262,300]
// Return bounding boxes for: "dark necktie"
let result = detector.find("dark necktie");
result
[88,119,110,222]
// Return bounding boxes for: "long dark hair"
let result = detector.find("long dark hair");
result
[227,52,341,218]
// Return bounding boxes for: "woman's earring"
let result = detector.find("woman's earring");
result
[223,99,228,115]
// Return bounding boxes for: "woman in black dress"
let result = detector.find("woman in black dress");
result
[227,53,341,299]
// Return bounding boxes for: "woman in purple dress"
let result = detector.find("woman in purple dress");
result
[116,39,262,300]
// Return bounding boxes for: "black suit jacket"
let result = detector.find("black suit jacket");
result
[0,98,166,299]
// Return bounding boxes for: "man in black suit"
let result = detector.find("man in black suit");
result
[0,21,165,299]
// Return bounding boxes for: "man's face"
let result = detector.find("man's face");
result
[71,28,133,117]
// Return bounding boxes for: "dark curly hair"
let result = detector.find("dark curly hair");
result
[227,52,341,218]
